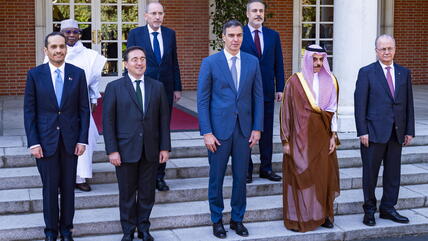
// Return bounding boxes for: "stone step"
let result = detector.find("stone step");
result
[1,146,427,190]
[2,132,428,168]
[2,164,428,215]
[68,208,428,241]
[1,184,428,240]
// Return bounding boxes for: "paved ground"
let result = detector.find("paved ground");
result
[364,234,428,241]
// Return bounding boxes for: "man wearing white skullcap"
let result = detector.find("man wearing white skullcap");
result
[45,19,106,192]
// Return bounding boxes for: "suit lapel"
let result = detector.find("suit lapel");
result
[237,54,248,98]
[260,27,270,61]
[60,64,72,109]
[160,26,170,63]
[375,62,394,100]
[243,25,259,58]
[42,63,59,109]
[394,63,403,99]
[144,77,152,118]
[123,75,144,115]
[216,51,237,95]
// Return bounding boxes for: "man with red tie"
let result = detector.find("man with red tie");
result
[241,0,285,183]
[354,34,415,227]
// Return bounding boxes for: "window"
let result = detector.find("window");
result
[300,0,334,69]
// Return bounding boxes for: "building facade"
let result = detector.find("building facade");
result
[0,0,426,130]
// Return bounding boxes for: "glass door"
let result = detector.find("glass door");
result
[47,0,145,90]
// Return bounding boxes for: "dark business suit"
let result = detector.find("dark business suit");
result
[127,25,181,180]
[24,63,90,237]
[197,51,264,222]
[354,61,415,214]
[102,75,171,235]
[241,25,284,175]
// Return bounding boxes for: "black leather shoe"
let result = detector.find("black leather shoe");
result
[246,175,253,183]
[75,182,91,192]
[156,178,170,191]
[138,231,154,241]
[121,233,134,241]
[321,218,334,228]
[363,213,376,226]
[212,221,227,239]
[259,171,282,182]
[61,235,73,241]
[380,210,409,223]
[45,237,56,241]
[230,220,249,237]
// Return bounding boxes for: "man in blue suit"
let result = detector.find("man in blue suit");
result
[197,20,264,239]
[241,0,284,183]
[24,32,90,241]
[354,34,415,227]
[127,2,181,191]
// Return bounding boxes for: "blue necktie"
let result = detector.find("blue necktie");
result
[152,32,161,64]
[54,69,64,106]
[231,56,238,90]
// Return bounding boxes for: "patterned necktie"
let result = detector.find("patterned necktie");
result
[385,66,395,98]
[54,69,63,105]
[254,30,262,58]
[152,32,162,64]
[231,56,238,90]
[135,80,143,111]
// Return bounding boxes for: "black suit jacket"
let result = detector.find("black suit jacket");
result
[354,61,415,144]
[24,63,90,157]
[127,25,181,106]
[102,75,171,163]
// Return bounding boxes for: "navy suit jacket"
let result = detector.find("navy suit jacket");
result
[197,51,264,140]
[354,61,415,144]
[127,25,181,105]
[102,75,171,163]
[24,63,90,157]
[241,25,285,102]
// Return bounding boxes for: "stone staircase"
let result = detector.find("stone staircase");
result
[1,132,428,241]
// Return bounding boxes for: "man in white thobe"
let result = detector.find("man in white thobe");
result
[45,19,106,191]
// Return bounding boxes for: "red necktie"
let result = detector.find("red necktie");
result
[385,66,395,98]
[254,30,262,58]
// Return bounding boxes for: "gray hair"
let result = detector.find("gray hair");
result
[145,2,164,13]
[246,0,265,12]
[375,34,396,49]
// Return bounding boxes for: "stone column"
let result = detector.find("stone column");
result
[333,0,378,132]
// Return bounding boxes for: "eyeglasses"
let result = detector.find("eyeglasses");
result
[376,47,395,53]
[62,30,80,35]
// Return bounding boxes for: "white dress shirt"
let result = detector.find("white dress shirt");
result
[247,24,264,54]
[48,62,65,90]
[128,73,145,112]
[148,25,164,58]
[313,73,337,132]
[223,49,241,89]
[379,61,396,89]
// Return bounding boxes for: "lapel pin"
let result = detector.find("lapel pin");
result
[68,77,73,81]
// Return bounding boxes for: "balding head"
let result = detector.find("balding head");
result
[145,2,164,31]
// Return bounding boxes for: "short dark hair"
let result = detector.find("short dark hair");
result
[222,20,243,35]
[44,32,66,48]
[123,46,147,62]
[246,0,265,11]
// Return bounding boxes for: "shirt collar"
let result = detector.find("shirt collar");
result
[224,49,241,61]
[128,73,144,83]
[48,61,65,74]
[248,24,263,34]
[379,60,394,70]
[148,25,162,35]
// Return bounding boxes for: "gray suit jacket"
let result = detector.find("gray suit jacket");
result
[103,75,171,162]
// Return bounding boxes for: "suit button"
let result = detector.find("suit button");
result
[139,133,143,136]
[395,126,398,130]
[58,111,61,115]
[56,126,60,130]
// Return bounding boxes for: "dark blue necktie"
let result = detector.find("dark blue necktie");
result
[152,32,161,64]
